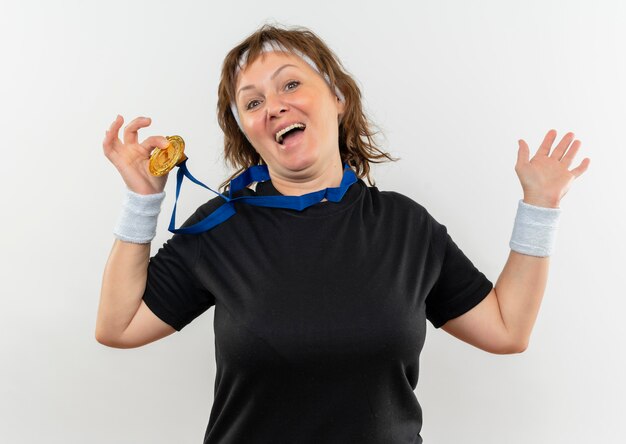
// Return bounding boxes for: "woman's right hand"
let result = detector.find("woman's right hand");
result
[102,115,170,195]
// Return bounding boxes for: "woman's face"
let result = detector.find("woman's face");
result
[234,51,345,178]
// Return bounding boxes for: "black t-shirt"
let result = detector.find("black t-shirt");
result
[143,177,493,444]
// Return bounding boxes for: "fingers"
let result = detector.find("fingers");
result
[536,129,557,156]
[552,131,575,160]
[123,116,152,146]
[516,139,530,167]
[562,139,591,179]
[560,139,581,167]
[140,135,171,156]
[103,114,123,157]
[570,157,591,178]
[531,129,590,178]
[103,115,165,161]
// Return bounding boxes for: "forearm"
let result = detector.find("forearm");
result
[96,239,150,342]
[495,250,550,348]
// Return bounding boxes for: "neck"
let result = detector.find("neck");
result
[269,161,344,199]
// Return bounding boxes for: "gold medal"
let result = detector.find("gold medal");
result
[149,135,188,176]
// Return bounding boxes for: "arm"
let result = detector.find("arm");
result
[95,115,176,348]
[95,239,175,348]
[442,250,548,354]
[442,130,590,354]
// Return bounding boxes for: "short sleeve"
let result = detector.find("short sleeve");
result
[142,200,220,332]
[425,216,494,329]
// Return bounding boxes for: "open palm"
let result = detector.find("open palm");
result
[515,129,590,208]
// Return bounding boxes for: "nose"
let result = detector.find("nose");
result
[266,93,288,120]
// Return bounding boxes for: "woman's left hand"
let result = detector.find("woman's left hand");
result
[515,129,591,208]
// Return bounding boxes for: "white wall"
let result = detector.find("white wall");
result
[1,0,624,443]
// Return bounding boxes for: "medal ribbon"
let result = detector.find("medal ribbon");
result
[168,160,358,234]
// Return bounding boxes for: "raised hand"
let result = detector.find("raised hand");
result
[515,129,591,208]
[102,115,171,195]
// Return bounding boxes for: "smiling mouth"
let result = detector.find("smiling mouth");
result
[276,123,306,145]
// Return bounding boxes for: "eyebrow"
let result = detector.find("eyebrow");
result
[236,64,299,98]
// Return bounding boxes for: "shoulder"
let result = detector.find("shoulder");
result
[367,185,433,224]
[366,185,449,247]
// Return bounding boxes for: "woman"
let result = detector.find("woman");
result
[96,24,590,443]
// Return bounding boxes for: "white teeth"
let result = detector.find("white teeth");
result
[275,123,306,143]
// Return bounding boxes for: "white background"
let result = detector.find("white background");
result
[1,1,624,443]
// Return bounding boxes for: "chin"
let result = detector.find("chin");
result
[280,157,318,173]
[274,148,319,171]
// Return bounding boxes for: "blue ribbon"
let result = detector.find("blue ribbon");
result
[168,160,358,234]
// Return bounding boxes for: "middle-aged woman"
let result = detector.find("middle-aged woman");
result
[97,23,590,443]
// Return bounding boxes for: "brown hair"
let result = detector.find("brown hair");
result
[216,22,399,193]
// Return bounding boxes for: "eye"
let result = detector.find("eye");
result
[244,81,300,111]
[246,100,258,109]
[285,80,300,90]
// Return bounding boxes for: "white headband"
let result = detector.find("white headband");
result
[230,40,345,132]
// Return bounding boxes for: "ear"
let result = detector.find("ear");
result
[336,96,346,124]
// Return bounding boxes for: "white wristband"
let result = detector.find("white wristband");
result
[113,189,166,244]
[509,199,561,257]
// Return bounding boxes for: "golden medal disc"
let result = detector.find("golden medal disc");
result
[148,135,188,176]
